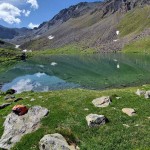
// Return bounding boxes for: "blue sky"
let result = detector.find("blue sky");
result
[0,0,100,28]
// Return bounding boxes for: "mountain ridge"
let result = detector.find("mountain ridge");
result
[1,0,150,52]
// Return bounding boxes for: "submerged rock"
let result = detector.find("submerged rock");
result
[0,106,49,150]
[92,96,111,107]
[39,133,79,150]
[6,89,16,95]
[86,114,108,127]
[122,108,136,116]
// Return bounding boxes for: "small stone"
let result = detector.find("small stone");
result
[86,114,108,127]
[39,133,78,150]
[144,91,150,99]
[38,96,43,98]
[122,108,136,116]
[0,103,11,109]
[116,97,121,100]
[112,107,116,110]
[30,98,35,102]
[92,96,111,107]
[84,108,89,111]
[4,95,15,100]
[14,98,23,102]
[123,124,130,128]
[135,89,145,96]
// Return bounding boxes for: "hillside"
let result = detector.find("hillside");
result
[0,0,150,53]
[0,39,14,48]
[17,0,150,52]
[0,25,32,40]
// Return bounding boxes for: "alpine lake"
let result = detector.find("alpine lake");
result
[1,53,150,93]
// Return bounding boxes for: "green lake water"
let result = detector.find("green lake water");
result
[1,53,150,93]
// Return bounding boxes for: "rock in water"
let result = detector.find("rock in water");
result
[39,133,78,150]
[144,91,150,99]
[92,96,111,107]
[135,89,145,96]
[86,114,108,127]
[6,89,16,95]
[122,108,136,116]
[0,106,49,150]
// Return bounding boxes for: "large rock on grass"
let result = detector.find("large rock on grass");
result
[39,133,79,150]
[122,108,136,116]
[144,91,150,99]
[86,114,108,127]
[0,103,11,109]
[0,106,49,150]
[92,96,111,107]
[135,89,145,96]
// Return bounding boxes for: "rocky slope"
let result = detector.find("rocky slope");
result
[1,0,150,52]
[0,25,31,40]
[0,39,14,48]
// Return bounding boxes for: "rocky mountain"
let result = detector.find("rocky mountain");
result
[0,25,32,40]
[1,0,150,52]
[0,39,14,48]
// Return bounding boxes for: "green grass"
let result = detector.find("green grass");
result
[122,37,150,53]
[0,48,22,73]
[0,85,150,150]
[30,44,95,56]
[118,6,150,37]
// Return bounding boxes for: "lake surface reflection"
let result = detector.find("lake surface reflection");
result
[1,53,150,92]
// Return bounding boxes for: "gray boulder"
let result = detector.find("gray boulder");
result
[4,95,15,100]
[144,91,150,99]
[92,96,111,107]
[0,103,11,109]
[135,89,145,96]
[86,114,108,127]
[0,106,49,150]
[39,133,79,150]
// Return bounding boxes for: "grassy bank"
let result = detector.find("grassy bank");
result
[122,37,150,53]
[0,85,150,150]
[0,48,22,73]
[28,44,95,56]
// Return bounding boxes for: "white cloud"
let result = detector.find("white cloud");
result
[0,3,21,24]
[26,0,38,9]
[0,0,26,5]
[28,22,39,29]
[22,9,31,17]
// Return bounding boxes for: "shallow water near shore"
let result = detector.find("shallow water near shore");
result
[1,53,150,92]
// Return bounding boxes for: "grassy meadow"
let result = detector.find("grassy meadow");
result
[0,85,150,150]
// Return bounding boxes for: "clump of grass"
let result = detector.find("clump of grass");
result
[55,126,79,145]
